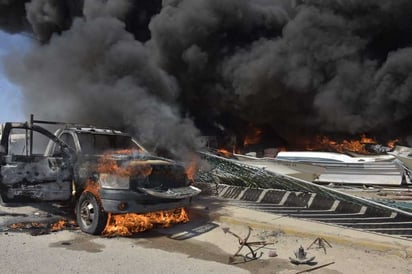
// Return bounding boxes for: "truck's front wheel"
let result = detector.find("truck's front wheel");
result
[76,192,108,235]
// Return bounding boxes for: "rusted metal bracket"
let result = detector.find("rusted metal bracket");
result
[222,226,273,263]
[307,237,332,254]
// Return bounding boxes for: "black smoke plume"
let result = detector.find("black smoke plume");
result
[2,0,412,152]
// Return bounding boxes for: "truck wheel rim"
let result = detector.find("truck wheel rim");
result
[80,200,95,227]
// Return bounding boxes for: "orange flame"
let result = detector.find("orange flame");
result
[217,148,233,158]
[185,158,198,181]
[9,219,77,232]
[109,148,145,155]
[387,139,400,149]
[84,179,101,200]
[50,219,77,232]
[243,125,263,146]
[304,134,377,154]
[81,179,189,236]
[9,222,45,229]
[102,208,189,237]
[360,134,376,144]
[97,150,153,177]
[299,134,401,154]
[50,220,66,232]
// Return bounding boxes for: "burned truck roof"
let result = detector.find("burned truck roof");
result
[47,126,148,156]
[62,126,127,135]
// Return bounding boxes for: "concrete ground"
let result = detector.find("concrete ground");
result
[198,197,412,256]
[185,197,412,273]
[1,196,412,273]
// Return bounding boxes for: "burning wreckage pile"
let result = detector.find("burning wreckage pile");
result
[193,146,412,240]
[194,132,412,216]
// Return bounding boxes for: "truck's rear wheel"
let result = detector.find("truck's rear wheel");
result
[76,192,108,235]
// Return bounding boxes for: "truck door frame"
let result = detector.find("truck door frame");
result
[0,122,75,203]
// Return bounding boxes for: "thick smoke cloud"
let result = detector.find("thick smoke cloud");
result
[2,0,412,150]
[221,5,366,132]
[148,0,291,138]
[0,0,27,33]
[149,0,412,141]
[4,1,201,159]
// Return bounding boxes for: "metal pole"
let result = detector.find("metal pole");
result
[30,114,33,156]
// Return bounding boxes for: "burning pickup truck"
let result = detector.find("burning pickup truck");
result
[0,116,201,234]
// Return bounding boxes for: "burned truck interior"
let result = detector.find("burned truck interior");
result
[0,115,201,234]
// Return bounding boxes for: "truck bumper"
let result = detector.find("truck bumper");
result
[99,189,194,214]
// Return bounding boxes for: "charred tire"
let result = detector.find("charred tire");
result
[76,192,108,235]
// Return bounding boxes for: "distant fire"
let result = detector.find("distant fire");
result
[302,134,398,154]
[243,125,263,146]
[213,129,401,156]
[387,139,400,149]
[217,148,234,157]
[102,208,189,237]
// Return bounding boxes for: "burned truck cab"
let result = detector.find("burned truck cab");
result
[0,117,200,235]
[0,122,74,203]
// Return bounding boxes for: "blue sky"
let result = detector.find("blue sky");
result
[0,30,32,123]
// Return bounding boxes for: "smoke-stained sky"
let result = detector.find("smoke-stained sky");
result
[1,0,412,150]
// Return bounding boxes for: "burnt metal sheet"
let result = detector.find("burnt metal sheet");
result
[138,186,201,199]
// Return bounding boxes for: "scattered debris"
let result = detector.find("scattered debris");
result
[222,226,273,263]
[307,237,332,254]
[289,246,316,265]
